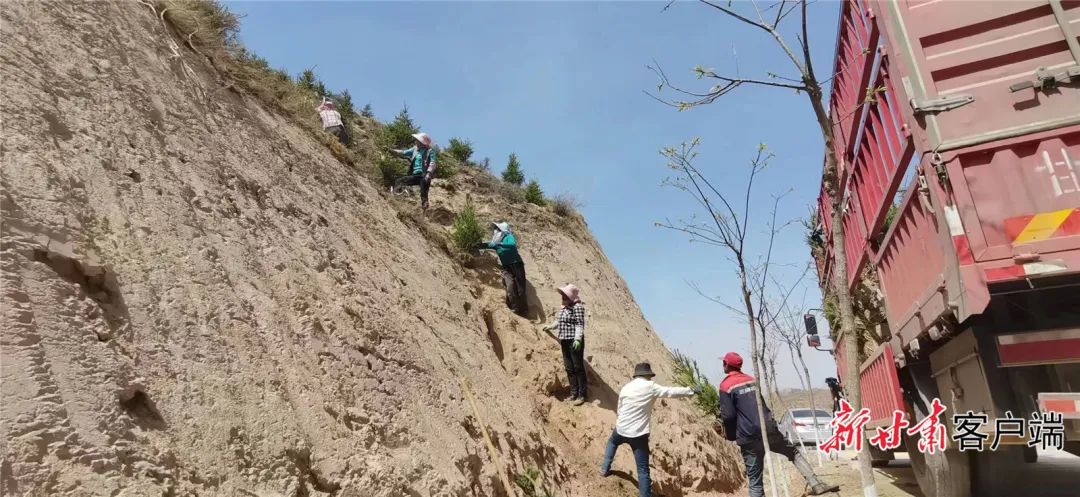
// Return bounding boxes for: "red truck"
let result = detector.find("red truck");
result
[812,2,1080,496]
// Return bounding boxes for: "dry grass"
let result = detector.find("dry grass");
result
[471,168,525,204]
[156,0,370,170]
[550,192,582,218]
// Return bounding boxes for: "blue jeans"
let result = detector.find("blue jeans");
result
[600,430,651,497]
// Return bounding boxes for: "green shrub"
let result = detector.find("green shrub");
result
[550,192,582,217]
[446,137,474,163]
[515,467,554,497]
[524,180,545,205]
[383,105,419,149]
[361,103,374,118]
[377,155,407,187]
[436,151,461,180]
[671,350,719,418]
[502,153,524,186]
[297,68,326,96]
[451,201,486,252]
[333,89,356,120]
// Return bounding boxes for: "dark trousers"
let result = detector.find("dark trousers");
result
[325,125,348,145]
[740,426,820,497]
[559,339,587,398]
[394,173,431,208]
[600,430,651,497]
[501,262,527,315]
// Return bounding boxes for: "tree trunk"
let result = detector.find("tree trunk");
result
[806,83,878,496]
[740,266,779,497]
[796,344,825,466]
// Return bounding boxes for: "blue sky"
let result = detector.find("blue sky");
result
[227,0,842,389]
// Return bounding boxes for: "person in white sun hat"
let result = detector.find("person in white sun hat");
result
[391,132,437,209]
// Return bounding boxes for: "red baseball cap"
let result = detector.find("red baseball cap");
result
[723,352,744,369]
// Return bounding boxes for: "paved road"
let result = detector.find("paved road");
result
[975,449,1080,497]
[787,448,1080,497]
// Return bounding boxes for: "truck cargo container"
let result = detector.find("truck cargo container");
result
[813,2,1080,496]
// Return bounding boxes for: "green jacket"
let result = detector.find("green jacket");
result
[396,146,436,175]
[486,224,522,266]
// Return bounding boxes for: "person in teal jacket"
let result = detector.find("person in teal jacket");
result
[391,132,437,209]
[474,221,528,315]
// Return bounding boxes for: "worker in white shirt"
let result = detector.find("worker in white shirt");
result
[600,362,701,497]
[316,99,347,145]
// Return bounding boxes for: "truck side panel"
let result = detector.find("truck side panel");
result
[877,0,1080,152]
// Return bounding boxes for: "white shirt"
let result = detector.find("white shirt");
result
[614,377,694,438]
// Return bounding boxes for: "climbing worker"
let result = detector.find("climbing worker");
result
[825,377,842,413]
[316,99,348,145]
[390,132,437,210]
[473,222,527,316]
[717,352,840,497]
[600,362,700,497]
[542,284,587,405]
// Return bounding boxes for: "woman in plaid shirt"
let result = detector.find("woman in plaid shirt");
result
[544,284,587,405]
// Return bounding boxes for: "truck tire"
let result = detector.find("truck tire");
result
[867,444,894,467]
[972,446,1024,495]
[906,436,971,497]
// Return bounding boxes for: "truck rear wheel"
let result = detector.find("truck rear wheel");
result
[972,446,1025,495]
[907,436,971,497]
[902,358,972,497]
[867,444,894,467]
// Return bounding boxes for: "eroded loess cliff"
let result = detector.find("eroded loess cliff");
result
[0,2,743,496]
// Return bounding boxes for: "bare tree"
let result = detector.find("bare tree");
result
[651,2,876,494]
[659,141,802,497]
[768,287,827,463]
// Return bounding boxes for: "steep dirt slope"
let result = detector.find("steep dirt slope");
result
[0,2,743,496]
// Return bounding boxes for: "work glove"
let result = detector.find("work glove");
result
[572,340,582,351]
[691,384,703,395]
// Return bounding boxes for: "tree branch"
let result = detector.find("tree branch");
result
[647,63,807,110]
[773,0,787,28]
[800,0,817,86]
[699,0,772,32]
[689,281,749,318]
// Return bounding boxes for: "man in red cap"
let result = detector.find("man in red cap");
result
[718,352,839,496]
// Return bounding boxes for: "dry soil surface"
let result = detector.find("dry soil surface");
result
[1,2,746,496]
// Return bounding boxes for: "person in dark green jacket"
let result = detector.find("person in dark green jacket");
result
[474,221,528,315]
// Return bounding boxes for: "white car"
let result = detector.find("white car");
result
[778,408,833,446]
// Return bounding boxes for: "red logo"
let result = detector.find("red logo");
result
[820,399,871,454]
